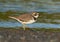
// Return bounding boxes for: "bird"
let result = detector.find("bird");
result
[9,12,39,30]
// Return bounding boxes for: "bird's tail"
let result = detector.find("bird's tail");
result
[9,16,22,23]
[8,16,17,20]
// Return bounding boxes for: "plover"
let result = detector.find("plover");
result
[9,12,39,30]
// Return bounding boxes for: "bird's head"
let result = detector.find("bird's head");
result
[32,12,39,18]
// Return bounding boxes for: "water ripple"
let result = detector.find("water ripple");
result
[0,21,60,28]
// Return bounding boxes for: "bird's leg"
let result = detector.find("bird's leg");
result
[22,24,26,30]
[22,23,30,30]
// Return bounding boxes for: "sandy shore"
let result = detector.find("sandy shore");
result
[0,28,59,42]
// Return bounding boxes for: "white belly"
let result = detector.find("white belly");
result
[22,20,36,24]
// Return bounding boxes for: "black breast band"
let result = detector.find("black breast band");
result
[32,16,37,20]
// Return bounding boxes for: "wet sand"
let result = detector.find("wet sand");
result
[0,28,59,42]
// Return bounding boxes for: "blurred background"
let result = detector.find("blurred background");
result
[0,0,60,28]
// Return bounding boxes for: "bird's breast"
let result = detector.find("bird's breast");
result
[22,19,36,24]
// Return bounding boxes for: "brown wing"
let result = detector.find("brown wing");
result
[16,14,33,22]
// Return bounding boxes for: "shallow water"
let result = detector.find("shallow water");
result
[0,0,60,13]
[0,21,60,28]
[0,0,60,28]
